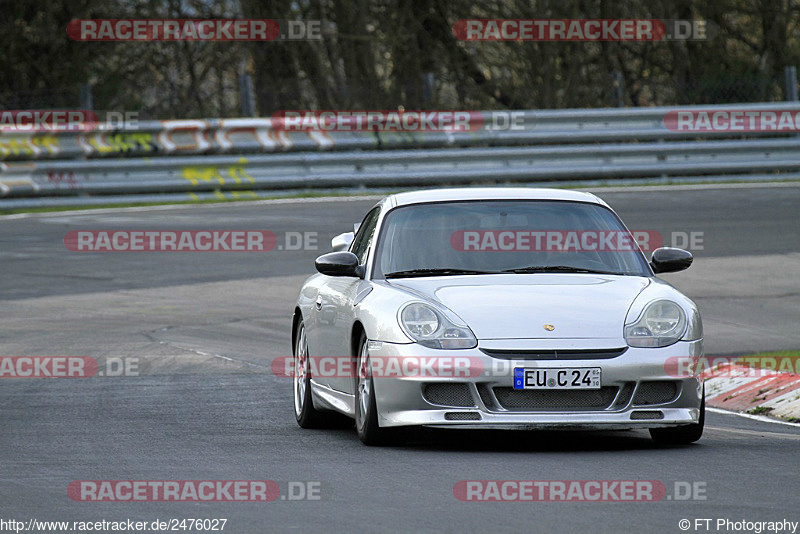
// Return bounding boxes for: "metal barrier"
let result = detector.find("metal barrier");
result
[2,101,800,202]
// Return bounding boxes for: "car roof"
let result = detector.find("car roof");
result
[386,187,608,207]
[385,187,608,208]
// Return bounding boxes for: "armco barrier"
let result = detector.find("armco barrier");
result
[2,101,800,201]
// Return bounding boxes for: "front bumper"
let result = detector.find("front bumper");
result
[368,339,703,429]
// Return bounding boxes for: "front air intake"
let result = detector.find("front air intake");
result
[493,386,618,411]
[444,412,481,421]
[632,381,679,406]
[630,410,665,420]
[423,383,475,407]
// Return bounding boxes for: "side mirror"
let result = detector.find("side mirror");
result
[331,232,354,252]
[651,247,693,274]
[315,251,364,278]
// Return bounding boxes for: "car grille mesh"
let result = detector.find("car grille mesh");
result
[630,410,665,420]
[480,348,628,360]
[422,383,475,407]
[492,386,618,411]
[444,412,481,421]
[632,381,679,406]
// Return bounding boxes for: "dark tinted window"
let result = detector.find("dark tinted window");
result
[374,200,650,277]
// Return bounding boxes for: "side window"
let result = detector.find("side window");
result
[350,208,381,264]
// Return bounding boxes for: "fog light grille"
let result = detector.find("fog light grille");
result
[423,383,475,407]
[633,381,679,406]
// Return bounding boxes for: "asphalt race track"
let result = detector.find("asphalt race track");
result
[1,183,800,533]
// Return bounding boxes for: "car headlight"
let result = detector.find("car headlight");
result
[624,300,687,348]
[684,308,703,341]
[399,302,477,349]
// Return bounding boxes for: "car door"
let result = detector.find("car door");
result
[312,206,380,393]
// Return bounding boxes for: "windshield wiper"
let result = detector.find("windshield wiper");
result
[384,268,499,279]
[500,265,624,275]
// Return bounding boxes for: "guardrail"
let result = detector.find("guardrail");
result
[2,101,800,202]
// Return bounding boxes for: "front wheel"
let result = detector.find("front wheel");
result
[293,321,331,428]
[649,390,705,445]
[354,333,398,445]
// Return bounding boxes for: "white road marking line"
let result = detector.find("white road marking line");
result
[706,425,800,440]
[586,181,800,194]
[157,343,271,371]
[4,180,800,221]
[0,195,383,220]
[708,406,800,428]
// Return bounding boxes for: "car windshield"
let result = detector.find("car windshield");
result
[373,200,651,278]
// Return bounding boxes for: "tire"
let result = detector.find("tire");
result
[649,389,705,445]
[293,321,330,428]
[354,332,398,445]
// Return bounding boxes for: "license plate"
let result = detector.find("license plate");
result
[513,367,601,390]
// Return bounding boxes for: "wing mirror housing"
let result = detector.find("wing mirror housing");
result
[315,251,364,278]
[650,247,693,274]
[331,232,354,252]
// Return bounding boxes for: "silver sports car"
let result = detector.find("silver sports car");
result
[291,188,704,445]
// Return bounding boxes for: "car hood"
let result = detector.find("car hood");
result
[387,274,650,340]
